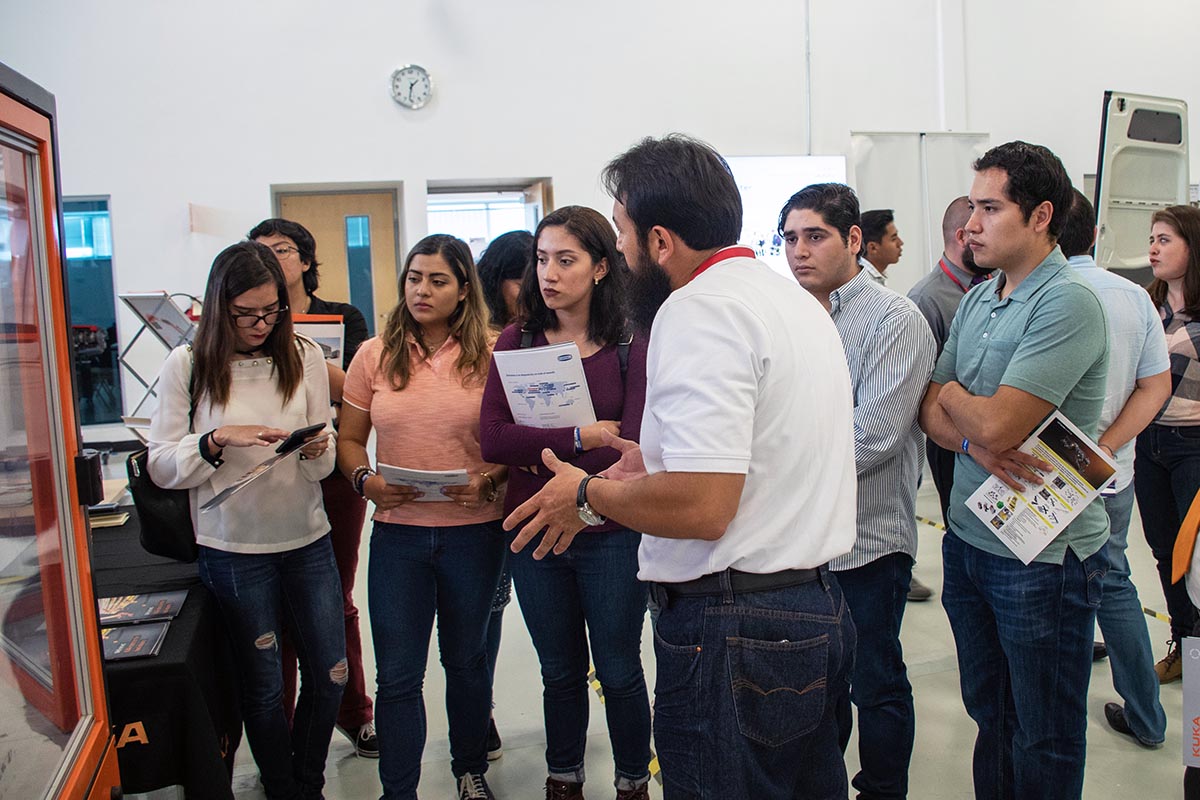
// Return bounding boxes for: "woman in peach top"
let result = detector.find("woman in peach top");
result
[337,234,506,800]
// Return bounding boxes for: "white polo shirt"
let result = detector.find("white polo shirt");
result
[637,253,858,583]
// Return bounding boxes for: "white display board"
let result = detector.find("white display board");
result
[850,132,990,295]
[727,155,848,279]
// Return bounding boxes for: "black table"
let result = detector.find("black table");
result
[91,512,241,799]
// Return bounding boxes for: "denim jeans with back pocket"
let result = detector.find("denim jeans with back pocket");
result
[650,570,855,799]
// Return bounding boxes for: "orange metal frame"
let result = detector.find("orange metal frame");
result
[0,89,120,798]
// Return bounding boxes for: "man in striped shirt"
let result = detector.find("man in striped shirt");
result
[781,183,936,800]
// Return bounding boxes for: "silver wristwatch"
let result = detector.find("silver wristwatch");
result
[576,474,606,527]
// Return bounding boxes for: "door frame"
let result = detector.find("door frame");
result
[270,180,405,274]
[0,60,121,799]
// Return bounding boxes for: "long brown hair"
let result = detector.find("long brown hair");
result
[379,234,492,390]
[191,241,306,409]
[1149,206,1200,317]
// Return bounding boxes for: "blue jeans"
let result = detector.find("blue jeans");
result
[835,553,914,799]
[485,564,511,689]
[1134,423,1200,642]
[941,531,1105,800]
[650,569,855,800]
[199,535,346,800]
[1097,484,1166,744]
[508,528,651,786]
[368,520,505,799]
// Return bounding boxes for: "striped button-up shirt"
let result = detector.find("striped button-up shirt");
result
[827,267,937,571]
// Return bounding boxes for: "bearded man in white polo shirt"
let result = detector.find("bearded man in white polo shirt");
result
[505,134,860,799]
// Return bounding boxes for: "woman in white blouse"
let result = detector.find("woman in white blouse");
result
[148,241,343,800]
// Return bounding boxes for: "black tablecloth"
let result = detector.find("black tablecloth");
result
[92,512,241,799]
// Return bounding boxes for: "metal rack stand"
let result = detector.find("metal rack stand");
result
[117,292,199,417]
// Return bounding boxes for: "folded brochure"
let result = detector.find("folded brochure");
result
[965,410,1115,564]
[200,428,332,512]
[491,341,597,429]
[377,464,469,502]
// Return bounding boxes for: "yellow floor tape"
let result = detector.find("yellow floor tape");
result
[587,667,663,783]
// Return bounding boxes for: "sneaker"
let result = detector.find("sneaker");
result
[336,721,379,758]
[1092,641,1109,662]
[906,575,934,602]
[458,772,496,800]
[616,785,651,800]
[486,717,503,761]
[545,777,585,799]
[1156,640,1183,683]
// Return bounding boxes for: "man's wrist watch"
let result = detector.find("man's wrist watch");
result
[576,474,606,527]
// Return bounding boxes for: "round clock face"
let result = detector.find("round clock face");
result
[391,65,433,110]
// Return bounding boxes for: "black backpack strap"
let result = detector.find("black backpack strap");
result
[617,333,633,377]
[520,329,534,349]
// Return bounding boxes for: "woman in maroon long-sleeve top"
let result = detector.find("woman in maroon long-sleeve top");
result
[479,205,652,800]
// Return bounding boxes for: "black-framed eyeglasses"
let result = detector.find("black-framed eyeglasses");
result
[268,245,300,258]
[230,307,288,328]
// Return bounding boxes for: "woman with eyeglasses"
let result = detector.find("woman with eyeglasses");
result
[479,205,652,800]
[148,241,343,799]
[249,218,378,758]
[337,233,507,800]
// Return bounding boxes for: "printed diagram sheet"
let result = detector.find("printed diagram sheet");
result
[492,341,597,429]
[965,411,1115,564]
[377,464,470,502]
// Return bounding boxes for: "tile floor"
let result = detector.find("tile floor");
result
[216,476,1184,800]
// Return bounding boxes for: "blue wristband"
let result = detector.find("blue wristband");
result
[961,437,970,454]
[574,426,584,454]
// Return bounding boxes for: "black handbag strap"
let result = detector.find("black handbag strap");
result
[186,346,196,433]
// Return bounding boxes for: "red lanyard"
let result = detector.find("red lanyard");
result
[690,246,756,282]
[939,258,969,293]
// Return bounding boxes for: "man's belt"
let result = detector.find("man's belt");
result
[658,567,822,599]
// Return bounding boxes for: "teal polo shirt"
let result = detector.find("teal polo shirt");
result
[931,246,1110,563]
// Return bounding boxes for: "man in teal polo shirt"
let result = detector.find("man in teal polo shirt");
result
[919,141,1109,799]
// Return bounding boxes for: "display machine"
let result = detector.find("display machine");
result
[0,61,122,798]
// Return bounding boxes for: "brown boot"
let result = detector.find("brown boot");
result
[616,784,651,800]
[545,777,585,800]
[1156,640,1183,683]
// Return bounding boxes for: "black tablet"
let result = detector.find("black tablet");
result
[275,422,326,454]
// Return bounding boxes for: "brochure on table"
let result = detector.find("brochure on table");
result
[965,411,1116,565]
[377,464,470,502]
[101,621,170,661]
[293,313,344,368]
[98,590,188,626]
[491,341,597,429]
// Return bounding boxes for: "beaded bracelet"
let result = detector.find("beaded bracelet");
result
[351,465,375,496]
[480,472,498,503]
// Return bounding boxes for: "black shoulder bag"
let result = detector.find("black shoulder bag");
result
[126,350,199,562]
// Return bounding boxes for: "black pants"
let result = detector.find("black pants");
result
[927,438,956,525]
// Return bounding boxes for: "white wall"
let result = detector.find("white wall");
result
[2,0,1199,391]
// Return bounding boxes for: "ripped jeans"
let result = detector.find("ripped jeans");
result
[200,534,346,800]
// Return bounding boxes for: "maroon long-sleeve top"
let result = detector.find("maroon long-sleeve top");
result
[480,323,649,533]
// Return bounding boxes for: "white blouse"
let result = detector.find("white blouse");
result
[148,338,335,554]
